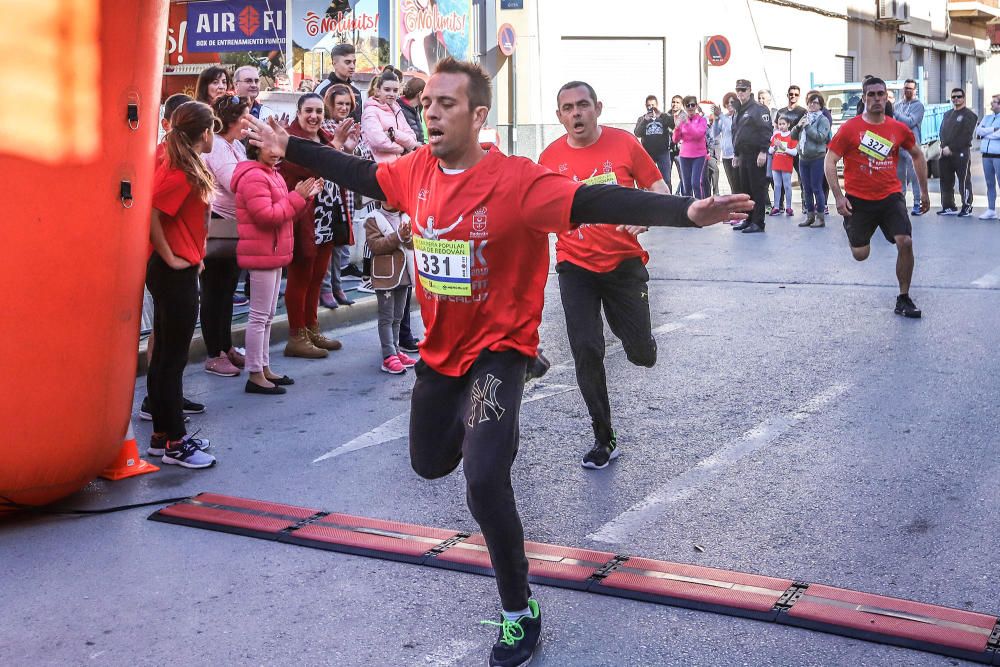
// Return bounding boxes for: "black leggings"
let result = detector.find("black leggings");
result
[557,258,656,443]
[409,349,530,611]
[199,255,240,357]
[146,254,199,440]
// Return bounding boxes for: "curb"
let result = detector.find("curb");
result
[136,294,384,376]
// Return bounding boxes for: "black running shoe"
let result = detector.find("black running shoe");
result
[398,339,421,353]
[524,351,550,383]
[483,599,542,667]
[894,294,921,318]
[582,431,619,470]
[140,397,195,422]
[958,205,973,218]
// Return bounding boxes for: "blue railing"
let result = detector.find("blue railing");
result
[920,103,950,144]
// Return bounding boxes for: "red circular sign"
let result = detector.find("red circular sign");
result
[498,23,517,57]
[705,35,731,67]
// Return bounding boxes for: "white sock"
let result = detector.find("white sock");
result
[502,606,531,622]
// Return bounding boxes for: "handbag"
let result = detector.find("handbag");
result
[205,215,238,259]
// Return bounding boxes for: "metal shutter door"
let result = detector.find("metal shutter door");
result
[927,49,940,103]
[558,38,664,124]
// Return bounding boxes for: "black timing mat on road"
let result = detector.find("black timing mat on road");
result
[150,493,1000,664]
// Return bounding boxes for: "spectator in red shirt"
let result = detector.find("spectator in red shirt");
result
[247,58,751,667]
[824,77,930,318]
[146,101,218,469]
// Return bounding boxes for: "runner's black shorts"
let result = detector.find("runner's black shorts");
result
[843,192,912,248]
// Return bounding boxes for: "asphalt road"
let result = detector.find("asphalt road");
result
[2,198,999,667]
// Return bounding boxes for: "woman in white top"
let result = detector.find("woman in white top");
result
[200,95,250,376]
[975,94,1000,219]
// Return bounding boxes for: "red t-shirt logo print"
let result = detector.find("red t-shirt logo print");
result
[239,5,260,36]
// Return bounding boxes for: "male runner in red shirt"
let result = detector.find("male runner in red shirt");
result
[248,58,751,667]
[538,80,670,469]
[825,76,930,318]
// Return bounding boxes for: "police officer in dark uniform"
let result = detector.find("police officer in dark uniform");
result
[732,79,773,233]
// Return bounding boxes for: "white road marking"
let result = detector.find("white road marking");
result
[313,310,716,463]
[313,412,409,463]
[588,382,851,545]
[971,269,1000,288]
[423,638,480,666]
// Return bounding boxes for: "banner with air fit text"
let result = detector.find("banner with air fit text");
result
[187,0,287,53]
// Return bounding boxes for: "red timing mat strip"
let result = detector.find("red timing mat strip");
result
[149,494,1000,665]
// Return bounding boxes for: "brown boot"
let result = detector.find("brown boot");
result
[811,211,826,227]
[284,328,328,358]
[306,324,342,351]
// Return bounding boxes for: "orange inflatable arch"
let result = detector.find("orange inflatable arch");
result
[0,1,168,510]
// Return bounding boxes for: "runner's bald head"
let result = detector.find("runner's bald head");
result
[433,57,492,110]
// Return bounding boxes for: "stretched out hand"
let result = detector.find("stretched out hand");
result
[687,194,753,227]
[245,115,290,158]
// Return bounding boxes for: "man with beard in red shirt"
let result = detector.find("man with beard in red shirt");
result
[825,77,930,318]
[248,58,752,667]
[538,81,669,470]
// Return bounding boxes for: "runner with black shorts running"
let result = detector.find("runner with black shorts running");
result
[824,76,930,318]
[248,58,752,667]
[539,80,670,470]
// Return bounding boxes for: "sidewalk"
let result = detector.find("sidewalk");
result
[136,278,390,375]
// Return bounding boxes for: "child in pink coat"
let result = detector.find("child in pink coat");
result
[360,71,419,163]
[232,141,322,395]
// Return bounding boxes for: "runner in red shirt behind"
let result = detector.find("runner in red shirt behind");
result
[247,58,752,667]
[538,81,670,470]
[824,76,930,318]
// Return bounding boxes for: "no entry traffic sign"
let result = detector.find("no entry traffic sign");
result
[705,35,731,66]
[498,23,517,57]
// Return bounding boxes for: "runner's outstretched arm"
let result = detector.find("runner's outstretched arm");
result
[246,116,386,200]
[570,185,752,228]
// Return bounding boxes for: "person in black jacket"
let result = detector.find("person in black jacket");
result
[314,43,362,122]
[634,95,676,191]
[399,77,426,144]
[732,78,772,233]
[937,87,979,216]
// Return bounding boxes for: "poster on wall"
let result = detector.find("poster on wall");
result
[398,0,472,74]
[292,0,388,72]
[186,0,287,53]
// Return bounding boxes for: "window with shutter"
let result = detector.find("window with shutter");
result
[558,38,665,124]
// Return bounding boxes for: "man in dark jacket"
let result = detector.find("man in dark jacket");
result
[732,78,772,233]
[634,95,676,190]
[937,87,978,216]
[314,43,362,122]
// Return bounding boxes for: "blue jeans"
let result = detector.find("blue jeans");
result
[896,149,921,206]
[983,156,1000,211]
[650,151,673,192]
[679,156,706,198]
[799,157,826,213]
[772,170,792,209]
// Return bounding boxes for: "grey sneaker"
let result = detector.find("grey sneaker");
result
[148,433,211,457]
[162,436,217,469]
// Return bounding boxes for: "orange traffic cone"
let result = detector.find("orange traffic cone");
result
[100,421,159,480]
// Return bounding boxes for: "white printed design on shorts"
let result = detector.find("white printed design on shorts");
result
[468,374,506,427]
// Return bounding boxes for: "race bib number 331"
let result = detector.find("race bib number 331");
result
[413,237,472,296]
[859,130,893,160]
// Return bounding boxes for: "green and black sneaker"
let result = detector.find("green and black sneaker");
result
[582,430,619,470]
[482,599,542,667]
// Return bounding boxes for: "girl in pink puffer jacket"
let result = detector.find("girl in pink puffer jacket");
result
[231,143,322,395]
[361,71,419,163]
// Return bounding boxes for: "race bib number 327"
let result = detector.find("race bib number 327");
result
[859,130,893,160]
[413,237,472,296]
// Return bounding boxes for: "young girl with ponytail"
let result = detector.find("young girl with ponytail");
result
[146,100,218,469]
